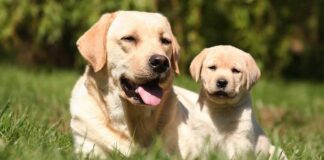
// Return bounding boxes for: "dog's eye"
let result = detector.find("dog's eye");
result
[160,37,171,45]
[121,36,136,42]
[232,68,241,73]
[208,65,217,71]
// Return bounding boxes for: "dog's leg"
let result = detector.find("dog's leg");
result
[269,145,288,160]
[70,83,132,157]
[71,117,132,157]
[255,135,288,160]
[73,132,107,159]
[255,135,271,156]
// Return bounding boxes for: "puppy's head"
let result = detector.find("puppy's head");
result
[76,11,180,107]
[190,45,260,105]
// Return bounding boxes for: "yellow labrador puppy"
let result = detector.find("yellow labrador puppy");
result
[70,11,212,159]
[190,45,287,159]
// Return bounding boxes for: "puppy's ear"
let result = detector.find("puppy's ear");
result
[76,13,115,72]
[171,35,180,75]
[244,53,261,89]
[190,49,208,82]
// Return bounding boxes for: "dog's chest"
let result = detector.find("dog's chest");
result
[213,118,255,158]
[106,93,129,132]
[208,107,256,158]
[218,132,254,159]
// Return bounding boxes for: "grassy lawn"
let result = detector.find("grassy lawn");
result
[0,63,323,159]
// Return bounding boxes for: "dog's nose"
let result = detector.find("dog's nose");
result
[216,79,228,88]
[149,54,169,73]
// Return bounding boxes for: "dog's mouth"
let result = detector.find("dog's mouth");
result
[210,91,230,98]
[120,76,163,106]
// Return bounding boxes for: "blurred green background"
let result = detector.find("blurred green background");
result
[0,0,323,159]
[0,0,323,80]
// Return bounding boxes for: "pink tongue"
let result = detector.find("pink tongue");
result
[136,85,163,106]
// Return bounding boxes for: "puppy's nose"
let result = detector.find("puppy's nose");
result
[217,79,228,89]
[149,54,169,73]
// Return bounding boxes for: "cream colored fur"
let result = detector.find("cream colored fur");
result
[189,45,288,160]
[70,11,213,159]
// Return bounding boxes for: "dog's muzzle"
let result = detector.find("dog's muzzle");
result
[120,76,163,106]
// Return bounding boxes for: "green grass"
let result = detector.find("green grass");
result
[0,63,323,159]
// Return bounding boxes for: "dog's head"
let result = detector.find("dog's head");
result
[76,11,180,107]
[190,45,260,105]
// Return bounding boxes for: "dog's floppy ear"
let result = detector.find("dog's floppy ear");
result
[171,35,180,75]
[190,49,208,82]
[76,13,115,72]
[244,53,261,89]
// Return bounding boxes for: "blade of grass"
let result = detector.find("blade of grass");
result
[0,100,10,119]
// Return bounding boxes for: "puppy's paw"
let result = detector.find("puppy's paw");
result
[269,146,288,160]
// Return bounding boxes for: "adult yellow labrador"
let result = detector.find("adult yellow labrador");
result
[70,11,212,159]
[190,45,287,159]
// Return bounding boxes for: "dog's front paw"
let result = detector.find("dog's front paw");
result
[269,146,288,160]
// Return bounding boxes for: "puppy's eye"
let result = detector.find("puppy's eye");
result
[160,37,171,45]
[232,68,241,73]
[121,36,136,42]
[208,66,217,71]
